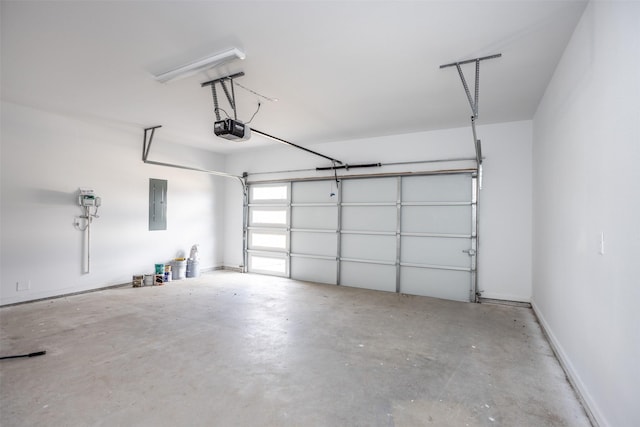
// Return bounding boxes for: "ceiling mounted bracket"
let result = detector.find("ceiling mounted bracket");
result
[202,72,245,121]
[142,125,162,162]
[219,79,237,119]
[440,53,501,187]
[439,53,501,119]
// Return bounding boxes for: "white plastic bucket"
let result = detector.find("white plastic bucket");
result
[186,259,200,278]
[173,260,187,280]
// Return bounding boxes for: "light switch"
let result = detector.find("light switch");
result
[599,232,605,255]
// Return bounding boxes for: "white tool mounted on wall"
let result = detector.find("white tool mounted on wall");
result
[74,188,101,274]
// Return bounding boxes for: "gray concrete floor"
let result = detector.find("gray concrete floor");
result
[1,271,590,426]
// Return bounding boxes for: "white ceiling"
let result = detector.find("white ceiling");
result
[1,1,587,153]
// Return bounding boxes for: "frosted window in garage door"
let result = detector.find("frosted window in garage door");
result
[247,183,290,276]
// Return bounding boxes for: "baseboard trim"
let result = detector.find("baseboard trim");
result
[531,301,603,427]
[0,282,131,308]
[1,265,228,308]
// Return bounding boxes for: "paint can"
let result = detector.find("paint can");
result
[164,271,172,282]
[143,274,154,286]
[154,274,164,286]
[186,259,200,278]
[155,263,165,274]
[173,259,187,280]
[132,275,144,288]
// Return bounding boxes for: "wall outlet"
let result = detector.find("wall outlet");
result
[16,280,31,291]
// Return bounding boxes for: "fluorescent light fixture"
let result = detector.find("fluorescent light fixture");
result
[154,47,245,83]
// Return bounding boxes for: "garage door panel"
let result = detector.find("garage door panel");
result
[291,257,337,285]
[342,206,397,232]
[342,178,397,202]
[402,175,471,202]
[341,234,396,262]
[401,236,471,267]
[402,205,471,234]
[340,261,396,292]
[291,231,337,257]
[400,267,470,301]
[292,206,338,229]
[292,181,337,203]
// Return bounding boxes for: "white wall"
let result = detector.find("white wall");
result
[532,2,640,426]
[225,120,533,302]
[0,102,227,305]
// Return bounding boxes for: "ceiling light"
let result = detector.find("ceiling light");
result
[154,47,246,84]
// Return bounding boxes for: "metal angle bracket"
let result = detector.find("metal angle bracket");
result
[440,54,500,171]
[200,71,246,87]
[143,125,162,162]
[141,125,246,192]
[440,54,501,118]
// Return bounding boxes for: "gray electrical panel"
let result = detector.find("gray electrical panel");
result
[149,178,167,231]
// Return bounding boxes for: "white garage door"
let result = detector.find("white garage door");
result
[247,172,477,302]
[399,174,475,301]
